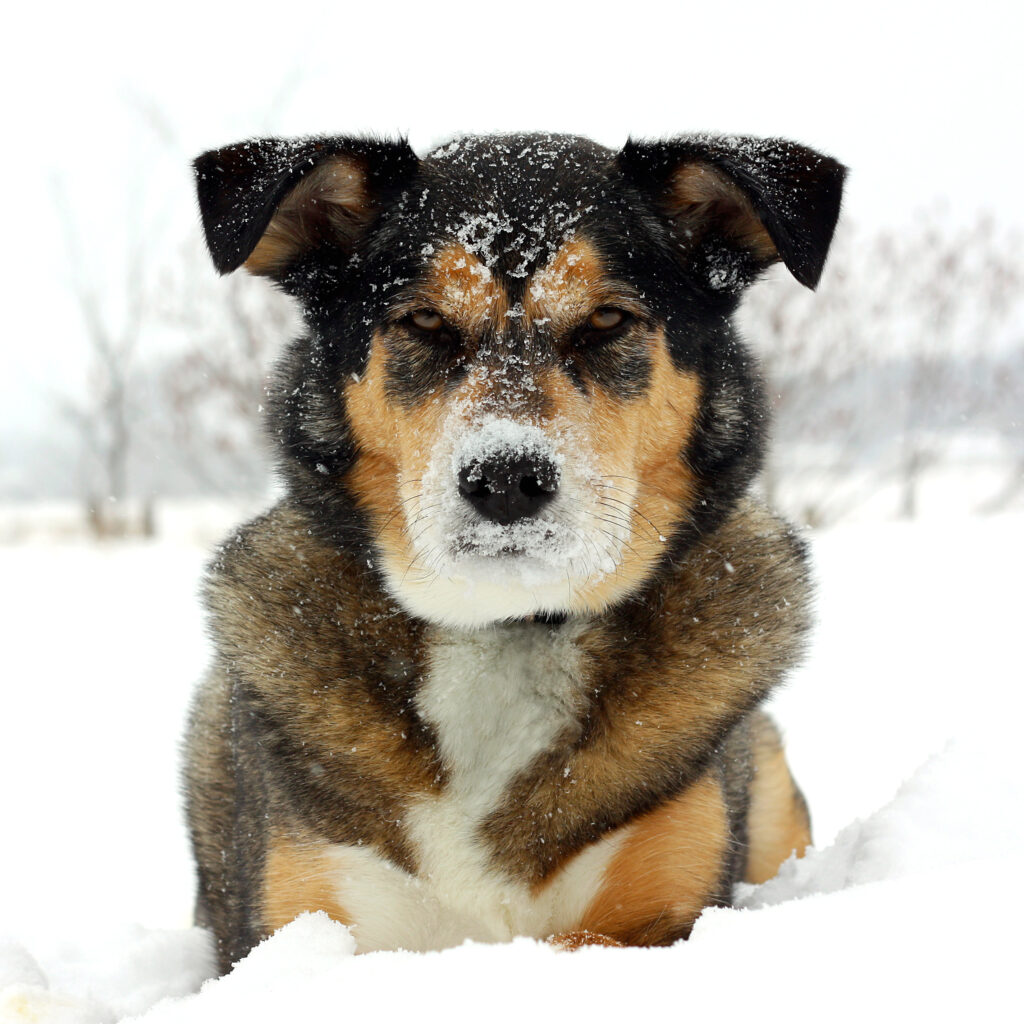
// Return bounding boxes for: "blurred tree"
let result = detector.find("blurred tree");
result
[54,181,155,537]
[154,236,296,495]
[742,215,1024,526]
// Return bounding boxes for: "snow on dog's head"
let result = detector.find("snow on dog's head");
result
[193,132,845,626]
[334,210,696,624]
[340,227,707,627]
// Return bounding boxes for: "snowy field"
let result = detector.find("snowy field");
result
[1,510,1022,1022]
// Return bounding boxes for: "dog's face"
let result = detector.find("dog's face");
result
[195,133,844,626]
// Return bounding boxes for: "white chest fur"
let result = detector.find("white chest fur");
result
[419,621,587,815]
[326,622,623,952]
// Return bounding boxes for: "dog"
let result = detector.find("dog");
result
[185,131,845,973]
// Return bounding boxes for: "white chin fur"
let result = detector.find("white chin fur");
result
[381,562,576,628]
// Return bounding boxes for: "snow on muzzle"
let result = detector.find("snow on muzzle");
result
[428,418,570,558]
[408,415,624,600]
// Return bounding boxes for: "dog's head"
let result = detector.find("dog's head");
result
[195,133,844,627]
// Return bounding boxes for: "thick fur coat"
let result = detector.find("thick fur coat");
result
[184,132,844,972]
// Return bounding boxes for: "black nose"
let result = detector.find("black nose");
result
[458,455,559,525]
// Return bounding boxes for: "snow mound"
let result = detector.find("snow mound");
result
[4,742,1018,1024]
[736,738,1024,909]
[0,928,212,1024]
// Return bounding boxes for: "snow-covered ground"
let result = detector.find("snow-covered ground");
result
[1,511,1021,1022]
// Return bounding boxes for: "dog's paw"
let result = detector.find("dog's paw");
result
[548,930,625,951]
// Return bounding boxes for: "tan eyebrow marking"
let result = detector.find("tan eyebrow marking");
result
[523,237,614,334]
[398,243,508,331]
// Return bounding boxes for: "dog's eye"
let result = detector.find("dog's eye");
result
[576,307,633,346]
[401,308,461,349]
[410,309,445,332]
[588,307,627,331]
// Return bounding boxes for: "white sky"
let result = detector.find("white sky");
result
[2,0,1022,442]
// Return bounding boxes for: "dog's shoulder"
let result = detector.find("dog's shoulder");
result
[657,497,812,647]
[205,502,341,594]
[203,501,427,705]
[206,501,387,625]
[589,497,813,683]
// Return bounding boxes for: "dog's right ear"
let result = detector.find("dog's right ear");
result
[617,135,846,291]
[193,136,420,279]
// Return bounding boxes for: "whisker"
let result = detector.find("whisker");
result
[589,517,642,560]
[562,514,609,566]
[592,503,637,533]
[374,495,425,541]
[596,493,666,541]
[600,474,677,504]
[407,515,440,549]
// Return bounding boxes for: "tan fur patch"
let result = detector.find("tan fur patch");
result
[549,930,625,951]
[528,334,702,614]
[264,834,353,934]
[587,343,701,610]
[245,155,371,276]
[523,237,614,336]
[400,244,507,334]
[671,163,777,260]
[344,343,447,584]
[744,721,812,884]
[578,774,729,944]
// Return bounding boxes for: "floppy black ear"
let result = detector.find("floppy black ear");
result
[193,136,420,279]
[617,135,846,290]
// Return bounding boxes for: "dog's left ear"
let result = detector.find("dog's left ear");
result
[617,135,846,290]
[193,135,420,280]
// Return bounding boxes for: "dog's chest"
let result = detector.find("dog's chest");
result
[328,622,621,951]
[417,622,587,813]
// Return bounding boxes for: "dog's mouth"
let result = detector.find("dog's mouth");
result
[450,522,560,560]
[454,540,531,557]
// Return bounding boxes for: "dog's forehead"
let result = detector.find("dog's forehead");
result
[423,133,612,183]
[402,134,618,283]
